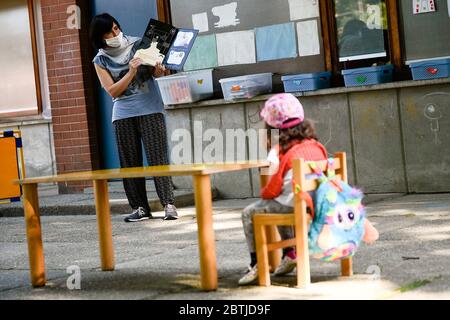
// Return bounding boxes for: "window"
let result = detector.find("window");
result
[334,0,390,69]
[0,0,41,118]
[399,0,450,63]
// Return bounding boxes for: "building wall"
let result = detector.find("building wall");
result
[40,0,99,193]
[166,79,450,199]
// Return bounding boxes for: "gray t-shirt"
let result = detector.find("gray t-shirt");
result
[93,37,164,123]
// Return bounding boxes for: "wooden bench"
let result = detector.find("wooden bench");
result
[16,161,269,291]
[254,152,353,288]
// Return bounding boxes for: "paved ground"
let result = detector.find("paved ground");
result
[0,193,449,300]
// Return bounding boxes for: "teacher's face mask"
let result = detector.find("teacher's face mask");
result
[105,32,124,48]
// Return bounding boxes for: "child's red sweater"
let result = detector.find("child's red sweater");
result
[261,139,328,200]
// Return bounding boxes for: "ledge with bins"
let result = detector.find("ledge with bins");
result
[155,57,450,108]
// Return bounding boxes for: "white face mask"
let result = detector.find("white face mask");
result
[105,32,124,48]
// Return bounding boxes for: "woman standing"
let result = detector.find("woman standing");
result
[90,13,178,222]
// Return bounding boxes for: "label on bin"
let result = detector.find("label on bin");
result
[356,75,367,83]
[427,68,438,75]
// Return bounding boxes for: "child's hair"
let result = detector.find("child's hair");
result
[267,119,318,154]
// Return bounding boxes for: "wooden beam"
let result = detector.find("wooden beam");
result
[319,0,340,83]
[386,0,403,74]
[319,0,333,73]
[157,0,172,24]
[27,0,42,116]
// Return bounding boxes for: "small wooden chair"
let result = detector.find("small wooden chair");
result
[254,152,353,288]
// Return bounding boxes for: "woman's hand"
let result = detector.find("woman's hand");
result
[128,57,143,77]
[153,62,167,78]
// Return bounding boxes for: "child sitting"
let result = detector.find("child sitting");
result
[239,93,379,286]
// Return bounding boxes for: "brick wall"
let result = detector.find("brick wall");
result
[40,0,99,193]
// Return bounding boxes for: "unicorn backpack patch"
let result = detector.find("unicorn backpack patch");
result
[306,160,366,262]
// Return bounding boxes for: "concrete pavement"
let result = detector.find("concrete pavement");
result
[0,194,449,300]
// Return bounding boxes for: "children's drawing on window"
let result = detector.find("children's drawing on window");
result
[366,4,382,29]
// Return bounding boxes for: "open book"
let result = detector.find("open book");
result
[134,19,198,71]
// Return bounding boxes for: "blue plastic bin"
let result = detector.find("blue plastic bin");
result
[342,65,394,87]
[281,72,331,93]
[410,58,450,80]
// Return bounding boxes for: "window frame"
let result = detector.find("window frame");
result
[0,0,42,119]
[320,0,403,82]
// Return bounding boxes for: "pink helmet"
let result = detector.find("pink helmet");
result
[260,93,304,129]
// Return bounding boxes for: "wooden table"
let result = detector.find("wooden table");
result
[16,162,269,291]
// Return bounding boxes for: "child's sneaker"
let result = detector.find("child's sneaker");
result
[273,256,297,276]
[238,265,258,286]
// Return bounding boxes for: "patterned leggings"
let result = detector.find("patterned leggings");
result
[114,113,175,212]
[242,199,295,253]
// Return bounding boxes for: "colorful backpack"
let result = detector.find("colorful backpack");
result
[295,159,366,262]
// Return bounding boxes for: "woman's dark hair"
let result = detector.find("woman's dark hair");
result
[267,119,318,154]
[89,13,121,50]
[342,19,366,38]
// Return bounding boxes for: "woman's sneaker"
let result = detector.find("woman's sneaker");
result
[164,204,179,220]
[273,256,297,276]
[238,265,258,286]
[124,207,151,223]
